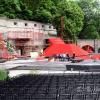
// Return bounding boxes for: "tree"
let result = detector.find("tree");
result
[52,0,84,41]
[32,9,52,23]
[0,0,32,20]
[78,0,100,39]
[22,0,42,10]
[32,0,55,23]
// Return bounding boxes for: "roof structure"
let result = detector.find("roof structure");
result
[43,38,89,58]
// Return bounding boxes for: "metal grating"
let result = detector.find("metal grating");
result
[0,74,100,100]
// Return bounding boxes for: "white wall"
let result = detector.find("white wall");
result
[0,18,57,36]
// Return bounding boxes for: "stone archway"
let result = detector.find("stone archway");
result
[82,45,94,53]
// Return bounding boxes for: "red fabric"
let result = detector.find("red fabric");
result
[91,54,100,60]
[43,43,89,57]
[43,44,67,57]
[49,38,65,45]
[65,44,89,57]
[76,55,90,60]
[86,49,93,53]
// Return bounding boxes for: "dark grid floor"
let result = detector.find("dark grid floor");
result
[0,74,100,100]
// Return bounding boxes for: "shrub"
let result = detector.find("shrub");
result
[0,69,8,80]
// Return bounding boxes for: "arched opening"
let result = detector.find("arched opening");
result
[98,48,100,53]
[82,45,94,53]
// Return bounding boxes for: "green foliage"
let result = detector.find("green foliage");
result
[33,9,52,23]
[6,41,14,53]
[0,0,32,19]
[79,24,99,39]
[53,0,84,41]
[32,0,54,23]
[22,0,42,10]
[0,69,8,80]
[78,0,100,39]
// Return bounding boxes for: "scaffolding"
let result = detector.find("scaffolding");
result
[7,31,44,56]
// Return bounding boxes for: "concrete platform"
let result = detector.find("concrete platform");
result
[1,59,100,77]
[8,61,70,71]
[0,59,71,71]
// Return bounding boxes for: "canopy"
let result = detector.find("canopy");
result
[48,38,65,45]
[43,43,89,57]
[65,44,89,57]
[43,44,68,57]
[91,54,100,60]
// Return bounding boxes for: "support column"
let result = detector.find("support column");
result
[94,39,98,53]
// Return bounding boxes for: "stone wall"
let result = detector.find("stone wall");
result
[77,39,100,53]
